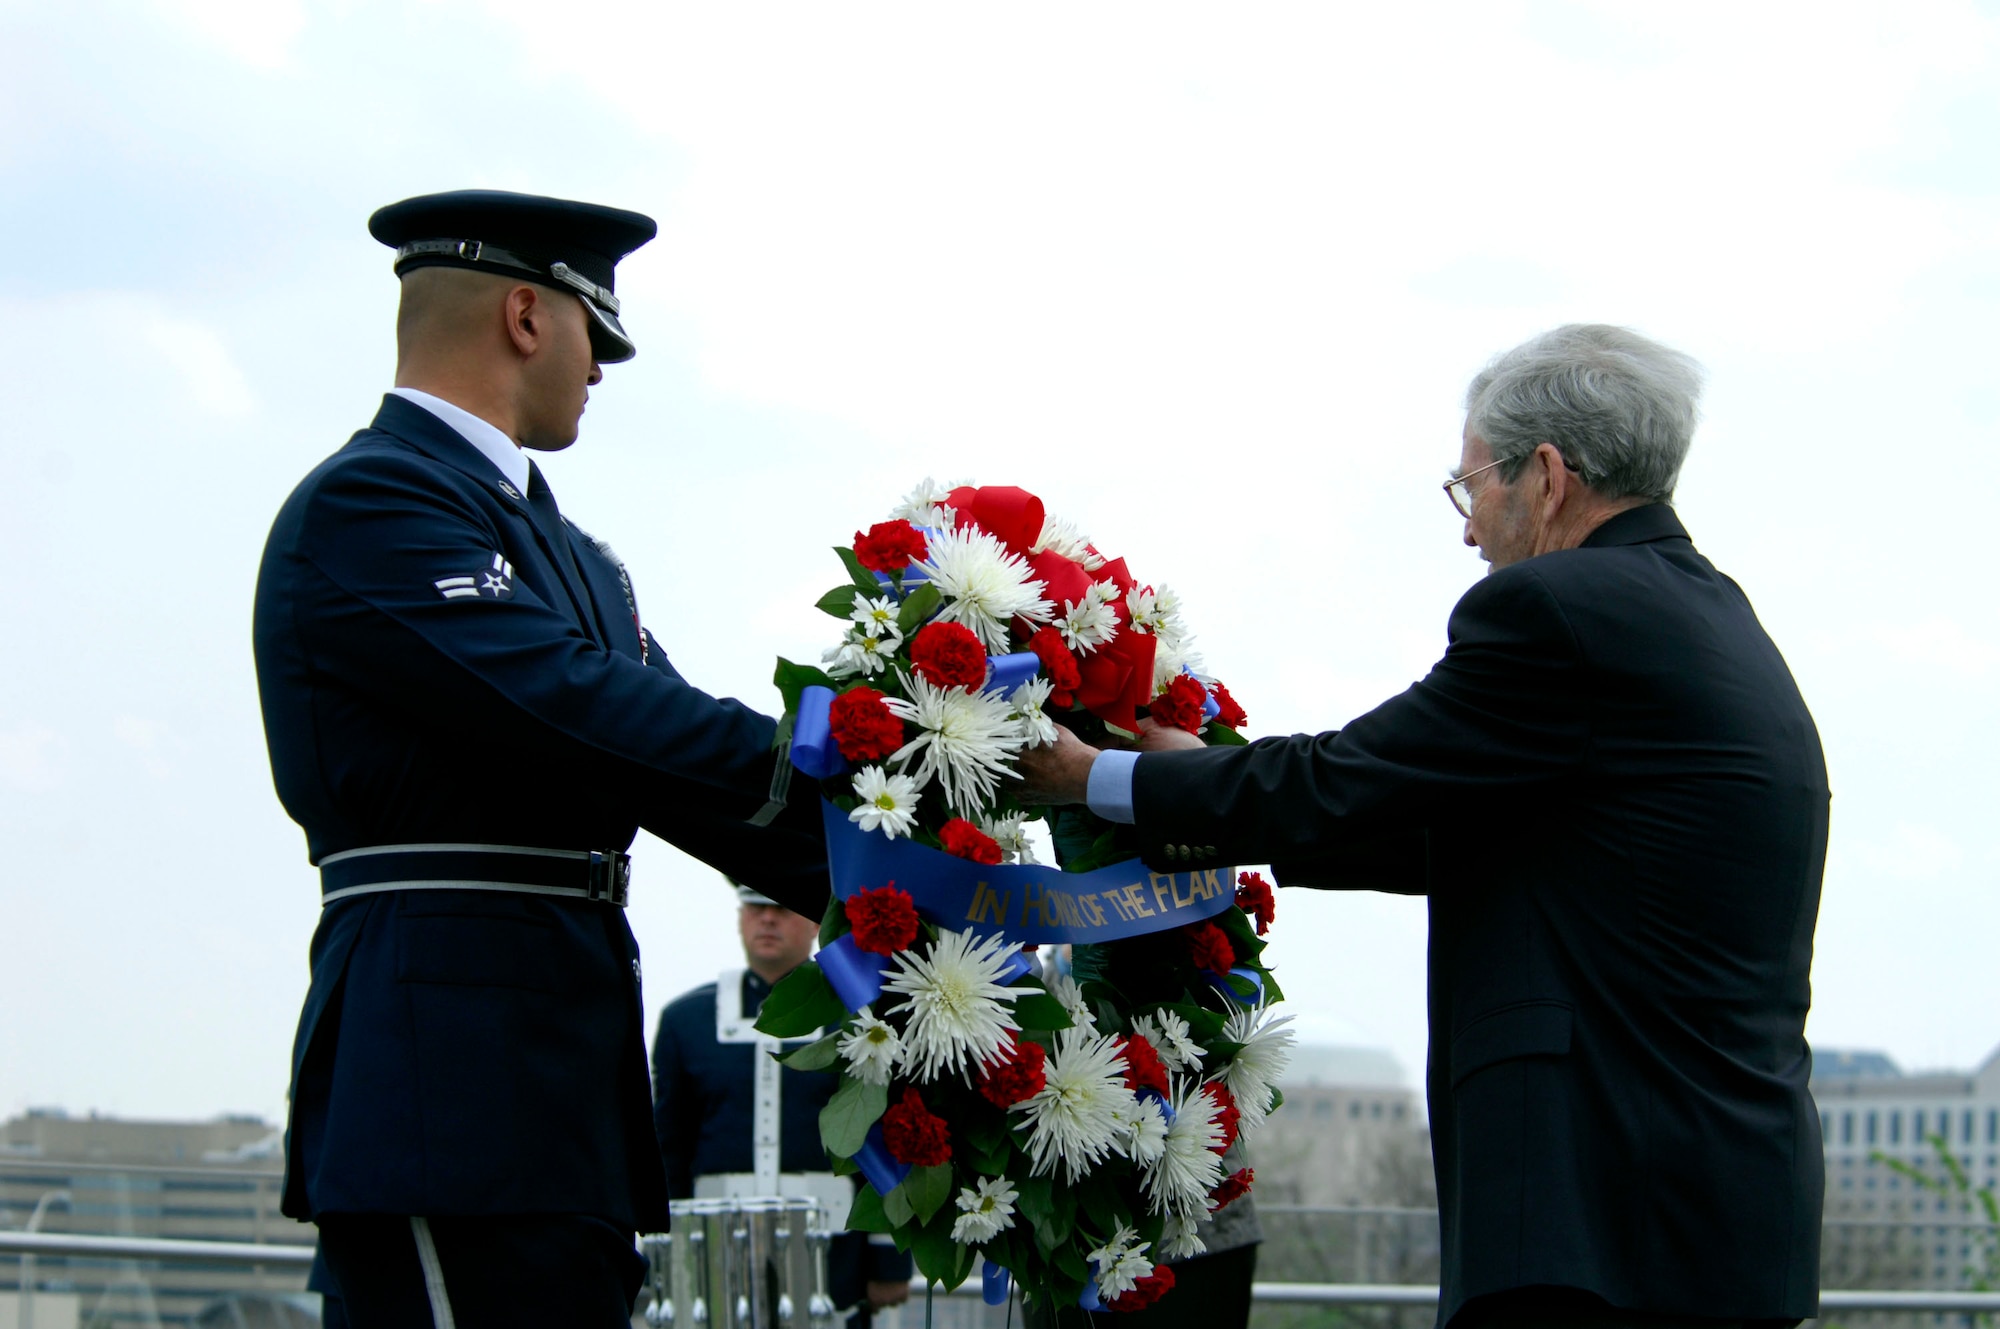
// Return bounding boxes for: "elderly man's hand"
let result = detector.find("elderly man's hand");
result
[1132,717,1206,753]
[867,1279,911,1309]
[1014,724,1101,805]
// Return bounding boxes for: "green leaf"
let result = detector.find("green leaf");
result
[1260,968,1286,1004]
[845,1183,893,1232]
[1162,1000,1229,1044]
[817,584,865,618]
[904,1162,955,1225]
[1203,722,1249,747]
[755,964,845,1038]
[830,1152,858,1177]
[778,1029,844,1072]
[882,1178,916,1227]
[837,546,881,592]
[895,582,942,634]
[1010,992,1074,1032]
[967,1132,1011,1176]
[772,713,795,750]
[773,657,839,715]
[911,1213,969,1287]
[819,1076,889,1158]
[818,894,851,949]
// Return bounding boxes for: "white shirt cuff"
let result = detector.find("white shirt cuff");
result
[1085,749,1140,824]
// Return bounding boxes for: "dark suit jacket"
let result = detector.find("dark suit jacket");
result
[253,394,830,1230]
[1131,505,1827,1326]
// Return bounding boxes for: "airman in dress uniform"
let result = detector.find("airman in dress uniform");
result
[253,190,830,1328]
[651,883,914,1326]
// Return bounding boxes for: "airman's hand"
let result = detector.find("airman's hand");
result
[1014,724,1100,806]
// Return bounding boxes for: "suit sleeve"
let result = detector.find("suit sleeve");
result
[1132,565,1589,879]
[651,1004,699,1200]
[289,451,787,821]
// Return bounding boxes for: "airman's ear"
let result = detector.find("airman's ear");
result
[502,283,543,357]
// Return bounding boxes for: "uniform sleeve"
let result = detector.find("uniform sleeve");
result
[290,451,784,816]
[1131,565,1589,876]
[651,1003,699,1200]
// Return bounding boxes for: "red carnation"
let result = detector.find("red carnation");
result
[1117,1034,1170,1097]
[976,1032,1048,1108]
[852,520,929,575]
[1108,1263,1175,1312]
[1210,1167,1254,1208]
[828,686,904,763]
[909,621,988,690]
[939,817,1004,865]
[1203,1082,1242,1153]
[881,1086,952,1166]
[846,883,920,955]
[1027,626,1082,708]
[1185,921,1235,975]
[1235,871,1276,937]
[1209,679,1248,731]
[1149,673,1208,734]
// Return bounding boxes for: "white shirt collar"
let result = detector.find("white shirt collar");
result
[388,387,532,495]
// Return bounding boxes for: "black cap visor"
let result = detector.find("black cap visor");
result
[580,298,636,364]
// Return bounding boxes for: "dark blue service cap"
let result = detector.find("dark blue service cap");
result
[369,189,658,363]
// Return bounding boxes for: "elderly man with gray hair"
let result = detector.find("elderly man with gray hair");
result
[1020,325,1829,1329]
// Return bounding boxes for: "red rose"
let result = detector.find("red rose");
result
[1184,921,1235,975]
[1210,1167,1254,1208]
[881,1086,952,1166]
[1209,679,1248,730]
[1108,1264,1175,1312]
[852,520,929,575]
[976,1032,1048,1108]
[1027,626,1081,708]
[1149,673,1208,734]
[1203,1082,1241,1153]
[1235,871,1275,937]
[846,883,920,955]
[1118,1034,1170,1098]
[939,817,1004,865]
[828,686,904,763]
[909,621,988,690]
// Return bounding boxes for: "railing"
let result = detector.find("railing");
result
[6,1230,2000,1315]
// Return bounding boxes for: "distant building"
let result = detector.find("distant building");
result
[0,1109,313,1327]
[1252,1044,1432,1208]
[1811,1043,2000,1292]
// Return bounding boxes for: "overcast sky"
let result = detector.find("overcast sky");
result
[3,1,1998,1124]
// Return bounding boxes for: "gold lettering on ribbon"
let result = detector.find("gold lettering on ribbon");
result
[1125,882,1157,918]
[1149,873,1176,915]
[966,882,1012,927]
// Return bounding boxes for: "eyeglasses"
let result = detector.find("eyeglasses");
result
[1442,456,1509,519]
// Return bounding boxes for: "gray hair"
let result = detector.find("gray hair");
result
[1464,324,1705,503]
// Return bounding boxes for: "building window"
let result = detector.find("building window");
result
[1371,1102,1383,1119]
[1867,1112,1879,1144]
[1890,1112,1903,1144]
[1987,1110,1997,1144]
[1843,1113,1854,1144]
[1940,1110,1953,1138]
[1966,1110,1977,1144]
[1349,1101,1361,1119]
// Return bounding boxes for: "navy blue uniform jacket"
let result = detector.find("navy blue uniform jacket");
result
[1131,506,1827,1326]
[253,394,830,1231]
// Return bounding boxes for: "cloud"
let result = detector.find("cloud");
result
[1849,821,1966,881]
[0,725,68,792]
[148,0,307,70]
[1873,618,2000,678]
[0,292,254,419]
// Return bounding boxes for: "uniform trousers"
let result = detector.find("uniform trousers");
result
[1458,1287,1802,1329]
[314,1213,647,1329]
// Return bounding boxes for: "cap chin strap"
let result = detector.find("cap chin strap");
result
[395,239,634,361]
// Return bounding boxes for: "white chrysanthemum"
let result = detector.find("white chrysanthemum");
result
[838,1009,903,1085]
[980,811,1038,866]
[1131,1011,1205,1073]
[1090,579,1122,605]
[884,672,1027,814]
[1144,1076,1227,1219]
[1029,512,1093,562]
[890,476,960,530]
[824,623,902,678]
[1008,676,1058,748]
[1158,1214,1208,1262]
[881,927,1023,1082]
[1087,1225,1153,1301]
[1126,584,1186,640]
[1216,1004,1296,1136]
[1044,972,1096,1032]
[1152,641,1206,694]
[1016,1028,1128,1183]
[1114,1093,1169,1166]
[949,1175,1019,1244]
[914,523,1052,654]
[848,766,921,839]
[850,593,901,634]
[1057,595,1120,655]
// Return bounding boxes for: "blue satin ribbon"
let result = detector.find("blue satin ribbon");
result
[1078,1265,1106,1311]
[816,932,890,1011]
[854,1121,911,1197]
[791,685,847,780]
[984,652,1040,698]
[823,801,1237,946]
[1138,1086,1176,1125]
[982,1261,1010,1306]
[1206,966,1264,1007]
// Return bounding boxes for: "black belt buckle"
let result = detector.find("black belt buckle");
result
[587,850,631,906]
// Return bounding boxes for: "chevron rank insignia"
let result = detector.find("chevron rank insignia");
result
[436,553,515,601]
